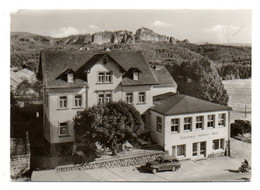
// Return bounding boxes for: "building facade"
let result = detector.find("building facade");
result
[38,50,177,154]
[149,93,231,160]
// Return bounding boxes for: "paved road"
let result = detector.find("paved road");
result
[32,139,251,182]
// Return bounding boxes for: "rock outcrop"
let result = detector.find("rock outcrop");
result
[12,28,177,46]
[65,34,92,45]
[92,30,135,44]
[135,27,175,44]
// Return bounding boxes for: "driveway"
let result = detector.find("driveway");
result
[32,138,251,182]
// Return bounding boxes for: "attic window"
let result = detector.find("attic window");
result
[67,73,74,83]
[133,72,139,80]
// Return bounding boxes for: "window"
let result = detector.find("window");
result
[138,92,146,103]
[184,117,192,131]
[218,113,226,127]
[126,93,133,104]
[98,94,104,104]
[177,144,186,157]
[98,72,112,83]
[74,95,82,107]
[156,116,162,132]
[171,119,179,133]
[196,116,203,129]
[133,72,139,80]
[59,122,68,136]
[98,91,112,104]
[105,93,112,103]
[98,72,105,82]
[59,96,67,108]
[213,139,225,150]
[193,143,198,156]
[207,114,215,128]
[67,73,73,83]
[105,72,112,82]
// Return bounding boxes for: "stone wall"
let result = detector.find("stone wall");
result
[10,133,30,179]
[10,154,30,178]
[56,152,165,172]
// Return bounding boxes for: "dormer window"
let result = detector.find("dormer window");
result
[124,68,142,81]
[133,72,139,80]
[67,73,74,83]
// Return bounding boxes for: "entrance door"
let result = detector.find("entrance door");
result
[172,146,176,157]
[192,143,198,157]
[200,141,206,157]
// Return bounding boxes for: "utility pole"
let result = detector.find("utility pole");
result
[245,103,247,120]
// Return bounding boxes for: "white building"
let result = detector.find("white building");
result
[38,50,177,155]
[149,93,232,160]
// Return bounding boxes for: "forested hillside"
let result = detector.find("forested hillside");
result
[11,30,251,80]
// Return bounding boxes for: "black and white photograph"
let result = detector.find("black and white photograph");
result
[2,0,257,184]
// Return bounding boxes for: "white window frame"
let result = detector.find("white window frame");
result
[67,73,74,83]
[218,113,226,127]
[98,71,112,83]
[156,116,162,133]
[126,93,133,104]
[59,96,67,109]
[59,122,69,136]
[184,117,192,131]
[138,92,146,103]
[74,95,82,108]
[98,72,105,83]
[207,114,215,128]
[98,93,105,104]
[97,91,113,104]
[105,93,112,103]
[213,139,225,150]
[196,116,204,130]
[171,118,179,133]
[192,143,198,156]
[133,72,139,80]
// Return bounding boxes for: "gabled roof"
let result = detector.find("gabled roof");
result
[39,50,163,88]
[39,50,93,88]
[150,92,232,116]
[151,66,177,87]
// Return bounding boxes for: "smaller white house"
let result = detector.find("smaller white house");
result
[149,93,232,160]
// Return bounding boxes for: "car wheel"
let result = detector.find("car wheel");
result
[152,169,157,174]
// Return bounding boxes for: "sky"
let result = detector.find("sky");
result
[11,9,252,44]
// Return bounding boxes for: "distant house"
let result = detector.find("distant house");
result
[10,67,36,91]
[149,93,232,160]
[38,50,177,155]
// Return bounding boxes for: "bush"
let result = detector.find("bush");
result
[231,120,251,137]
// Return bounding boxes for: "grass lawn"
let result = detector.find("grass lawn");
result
[223,79,251,123]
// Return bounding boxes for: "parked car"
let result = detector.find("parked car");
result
[146,155,181,174]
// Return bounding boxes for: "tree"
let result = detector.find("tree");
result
[74,101,144,154]
[16,79,43,98]
[168,58,229,106]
